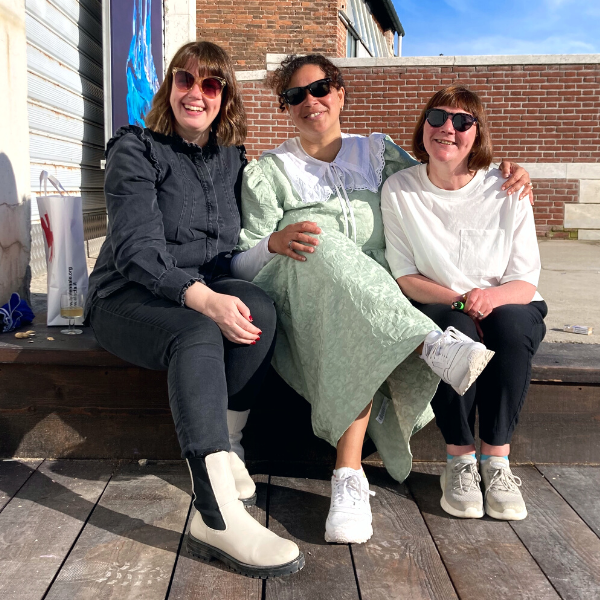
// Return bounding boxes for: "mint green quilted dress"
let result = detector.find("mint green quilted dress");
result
[237,135,439,482]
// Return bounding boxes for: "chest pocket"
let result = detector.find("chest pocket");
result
[459,229,505,277]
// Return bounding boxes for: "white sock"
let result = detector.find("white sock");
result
[334,466,365,479]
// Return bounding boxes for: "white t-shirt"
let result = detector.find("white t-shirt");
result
[381,164,543,301]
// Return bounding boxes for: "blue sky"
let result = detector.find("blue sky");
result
[392,0,600,56]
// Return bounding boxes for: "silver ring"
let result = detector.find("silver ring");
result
[477,310,484,318]
[288,240,294,249]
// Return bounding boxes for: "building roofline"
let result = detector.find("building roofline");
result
[366,0,405,36]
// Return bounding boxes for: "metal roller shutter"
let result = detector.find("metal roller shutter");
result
[26,0,105,225]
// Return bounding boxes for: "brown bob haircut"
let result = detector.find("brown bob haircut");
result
[412,85,493,172]
[269,54,346,111]
[145,41,247,146]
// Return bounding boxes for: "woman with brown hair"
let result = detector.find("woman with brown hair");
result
[231,54,531,544]
[382,85,547,521]
[85,42,304,578]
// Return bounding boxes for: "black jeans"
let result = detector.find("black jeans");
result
[412,301,547,447]
[88,278,277,458]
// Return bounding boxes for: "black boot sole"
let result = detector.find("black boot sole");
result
[241,493,257,507]
[186,534,305,579]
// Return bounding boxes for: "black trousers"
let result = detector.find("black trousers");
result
[88,278,277,459]
[412,301,547,447]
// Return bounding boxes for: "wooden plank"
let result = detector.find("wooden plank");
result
[407,463,559,600]
[511,466,600,600]
[168,472,268,599]
[537,465,600,537]
[265,465,359,600]
[0,460,114,600]
[352,465,457,600]
[0,312,127,367]
[0,459,43,512]
[531,342,600,384]
[509,384,600,464]
[45,461,191,600]
[0,364,177,459]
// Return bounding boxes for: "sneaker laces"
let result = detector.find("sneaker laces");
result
[332,473,375,508]
[486,465,522,497]
[452,460,481,493]
[428,326,464,361]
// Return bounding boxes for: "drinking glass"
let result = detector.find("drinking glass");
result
[60,293,84,335]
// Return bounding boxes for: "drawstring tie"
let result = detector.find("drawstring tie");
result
[326,164,357,244]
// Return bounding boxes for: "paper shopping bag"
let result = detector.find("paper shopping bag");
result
[36,171,89,326]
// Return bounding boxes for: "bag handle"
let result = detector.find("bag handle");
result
[39,170,66,196]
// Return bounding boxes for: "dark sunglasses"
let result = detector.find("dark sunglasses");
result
[281,78,332,106]
[172,68,227,98]
[425,108,478,132]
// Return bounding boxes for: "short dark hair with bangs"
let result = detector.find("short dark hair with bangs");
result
[412,85,493,172]
[269,54,346,111]
[145,41,246,146]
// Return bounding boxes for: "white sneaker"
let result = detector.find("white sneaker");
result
[480,457,527,521]
[324,467,375,544]
[440,454,484,519]
[421,327,495,396]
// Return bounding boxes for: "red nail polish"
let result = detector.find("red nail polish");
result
[251,341,256,345]
[249,315,253,322]
[258,330,262,334]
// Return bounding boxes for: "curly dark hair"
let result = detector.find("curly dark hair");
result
[269,54,346,111]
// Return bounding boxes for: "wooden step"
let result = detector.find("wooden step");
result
[1,317,599,463]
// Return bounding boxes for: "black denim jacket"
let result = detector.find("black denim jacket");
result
[86,126,246,315]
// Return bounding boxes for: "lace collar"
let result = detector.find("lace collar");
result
[263,133,387,204]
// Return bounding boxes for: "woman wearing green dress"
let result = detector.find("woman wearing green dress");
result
[231,54,532,544]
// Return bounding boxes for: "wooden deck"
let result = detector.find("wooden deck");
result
[1,459,599,600]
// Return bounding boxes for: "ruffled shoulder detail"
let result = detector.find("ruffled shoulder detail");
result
[238,157,283,251]
[106,125,163,178]
[243,157,279,203]
[381,137,419,182]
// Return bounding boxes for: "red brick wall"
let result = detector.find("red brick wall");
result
[240,62,600,236]
[531,179,579,237]
[196,0,343,69]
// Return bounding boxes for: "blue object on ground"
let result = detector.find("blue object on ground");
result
[0,293,35,333]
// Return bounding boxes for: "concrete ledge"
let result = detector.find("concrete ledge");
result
[265,52,600,71]
[565,204,600,229]
[236,70,267,81]
[580,180,600,204]
[579,230,600,241]
[518,163,600,180]
[568,164,600,180]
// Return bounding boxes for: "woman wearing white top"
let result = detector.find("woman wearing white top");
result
[381,84,547,522]
[231,56,533,544]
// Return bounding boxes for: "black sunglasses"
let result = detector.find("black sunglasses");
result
[425,108,478,132]
[281,78,332,106]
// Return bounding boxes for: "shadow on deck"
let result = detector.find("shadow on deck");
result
[0,458,599,599]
